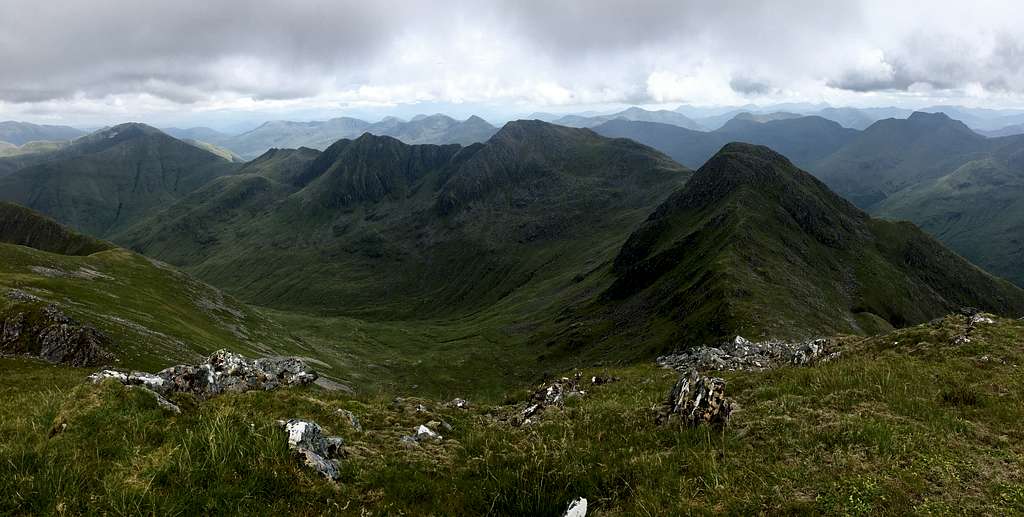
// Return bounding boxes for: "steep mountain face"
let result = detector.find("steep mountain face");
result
[0,123,239,238]
[116,121,691,318]
[221,115,497,159]
[0,121,86,146]
[813,112,988,208]
[593,115,856,169]
[554,107,704,131]
[592,143,1024,350]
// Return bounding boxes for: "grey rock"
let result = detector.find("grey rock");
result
[446,398,469,409]
[279,419,344,481]
[658,370,733,428]
[88,349,317,400]
[657,336,840,373]
[415,424,441,441]
[336,409,363,432]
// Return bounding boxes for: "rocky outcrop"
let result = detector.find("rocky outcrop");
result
[658,370,733,428]
[511,373,618,426]
[278,419,345,481]
[952,312,997,345]
[88,349,318,400]
[657,336,840,373]
[1,298,113,367]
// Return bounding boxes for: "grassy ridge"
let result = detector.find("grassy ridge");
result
[0,241,292,372]
[3,314,1024,514]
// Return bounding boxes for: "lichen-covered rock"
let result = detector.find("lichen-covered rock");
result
[278,419,344,481]
[88,349,317,400]
[0,301,113,367]
[657,336,839,373]
[658,370,733,428]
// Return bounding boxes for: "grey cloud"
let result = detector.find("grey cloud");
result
[729,77,773,95]
[2,0,1024,113]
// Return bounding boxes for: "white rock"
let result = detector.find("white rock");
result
[415,424,441,441]
[564,497,588,517]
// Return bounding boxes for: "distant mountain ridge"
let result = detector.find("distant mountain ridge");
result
[219,114,498,159]
[553,107,704,131]
[0,121,86,146]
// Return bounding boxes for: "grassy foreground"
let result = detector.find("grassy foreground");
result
[3,314,1024,515]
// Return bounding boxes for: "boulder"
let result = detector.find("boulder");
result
[659,370,733,428]
[88,349,318,400]
[278,419,344,481]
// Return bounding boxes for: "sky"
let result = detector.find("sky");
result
[2,0,1024,130]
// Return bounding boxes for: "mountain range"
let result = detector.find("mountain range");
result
[1,115,1022,353]
[169,114,499,159]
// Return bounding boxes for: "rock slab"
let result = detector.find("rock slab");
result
[659,370,733,428]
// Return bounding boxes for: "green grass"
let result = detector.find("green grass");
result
[0,242,292,372]
[3,315,1024,514]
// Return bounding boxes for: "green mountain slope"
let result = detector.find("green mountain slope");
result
[0,123,240,238]
[875,152,1024,285]
[588,143,1024,352]
[0,205,293,371]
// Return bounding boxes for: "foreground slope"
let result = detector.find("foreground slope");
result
[594,143,1024,349]
[0,123,240,237]
[0,203,292,371]
[4,312,1024,514]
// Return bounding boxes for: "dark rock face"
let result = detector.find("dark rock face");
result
[278,419,345,481]
[88,349,317,400]
[658,370,733,428]
[0,300,113,367]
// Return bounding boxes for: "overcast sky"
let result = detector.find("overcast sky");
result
[2,0,1023,129]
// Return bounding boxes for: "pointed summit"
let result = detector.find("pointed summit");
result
[602,143,1024,348]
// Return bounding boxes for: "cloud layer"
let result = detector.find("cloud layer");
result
[2,0,1023,125]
